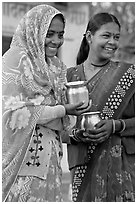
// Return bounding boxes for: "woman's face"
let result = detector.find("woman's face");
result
[45,15,64,58]
[90,22,120,61]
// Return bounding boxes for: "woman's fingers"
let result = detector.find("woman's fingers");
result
[76,99,92,114]
[83,131,108,143]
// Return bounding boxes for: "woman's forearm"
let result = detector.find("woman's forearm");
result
[114,118,135,137]
[38,105,66,124]
[120,118,135,137]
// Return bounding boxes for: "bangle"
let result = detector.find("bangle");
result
[118,119,126,133]
[69,129,81,142]
[112,119,116,134]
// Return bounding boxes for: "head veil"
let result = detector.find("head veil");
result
[2,4,67,201]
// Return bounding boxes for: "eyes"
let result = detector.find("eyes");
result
[46,31,64,39]
[102,33,120,41]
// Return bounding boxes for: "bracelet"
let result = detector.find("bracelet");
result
[112,119,116,134]
[69,129,81,142]
[118,119,126,133]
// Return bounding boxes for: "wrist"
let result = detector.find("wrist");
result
[118,119,126,133]
[63,104,68,115]
[112,119,126,134]
[69,128,81,142]
[115,120,122,132]
[56,105,66,117]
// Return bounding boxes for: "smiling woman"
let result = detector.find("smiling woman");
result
[45,15,65,58]
[66,12,135,202]
[87,22,120,61]
[2,4,91,202]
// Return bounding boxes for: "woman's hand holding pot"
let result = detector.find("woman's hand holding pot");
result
[83,119,113,143]
[64,100,92,116]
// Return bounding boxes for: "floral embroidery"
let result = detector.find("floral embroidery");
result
[96,174,105,187]
[95,193,107,202]
[99,150,107,159]
[5,94,44,112]
[116,173,123,184]
[23,57,34,79]
[3,5,68,202]
[10,177,25,196]
[123,171,132,181]
[110,145,122,157]
[29,94,45,105]
[10,107,31,130]
[6,144,63,202]
[95,196,102,202]
[4,94,25,111]
[56,177,61,187]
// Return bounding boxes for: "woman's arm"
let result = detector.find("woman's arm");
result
[38,101,92,124]
[38,105,66,124]
[119,118,135,137]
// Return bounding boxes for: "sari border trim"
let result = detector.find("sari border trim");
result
[100,64,135,120]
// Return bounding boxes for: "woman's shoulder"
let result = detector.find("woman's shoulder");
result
[67,64,83,81]
[67,66,77,75]
[52,56,66,67]
[112,60,135,69]
[3,47,27,68]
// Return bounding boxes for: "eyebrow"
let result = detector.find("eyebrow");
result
[102,31,120,35]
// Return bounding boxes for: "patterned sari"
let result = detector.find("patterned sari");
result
[2,5,69,202]
[67,61,135,202]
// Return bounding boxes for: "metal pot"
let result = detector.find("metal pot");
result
[81,111,101,130]
[65,81,89,109]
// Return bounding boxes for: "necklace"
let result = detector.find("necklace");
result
[84,61,112,109]
[84,61,112,94]
[91,60,110,67]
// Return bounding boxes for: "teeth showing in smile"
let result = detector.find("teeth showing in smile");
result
[105,47,114,51]
[48,47,57,50]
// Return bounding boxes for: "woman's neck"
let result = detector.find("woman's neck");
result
[86,54,110,68]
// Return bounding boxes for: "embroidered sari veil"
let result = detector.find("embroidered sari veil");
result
[2,5,68,201]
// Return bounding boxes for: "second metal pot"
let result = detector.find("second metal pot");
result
[81,111,101,130]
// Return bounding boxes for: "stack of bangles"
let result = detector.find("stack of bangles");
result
[69,128,81,142]
[112,119,126,134]
[70,119,126,142]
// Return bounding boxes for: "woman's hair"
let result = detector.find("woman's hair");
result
[76,12,121,65]
[54,13,65,27]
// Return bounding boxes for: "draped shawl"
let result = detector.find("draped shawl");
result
[67,61,135,201]
[2,4,68,201]
[67,61,135,168]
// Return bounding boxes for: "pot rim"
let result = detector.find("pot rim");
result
[81,111,100,116]
[65,81,86,88]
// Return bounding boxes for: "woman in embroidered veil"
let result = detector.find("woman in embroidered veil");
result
[2,4,91,202]
[66,12,135,201]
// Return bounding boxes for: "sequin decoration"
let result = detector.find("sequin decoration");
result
[72,165,87,201]
[71,64,135,202]
[87,142,98,160]
[100,65,135,120]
